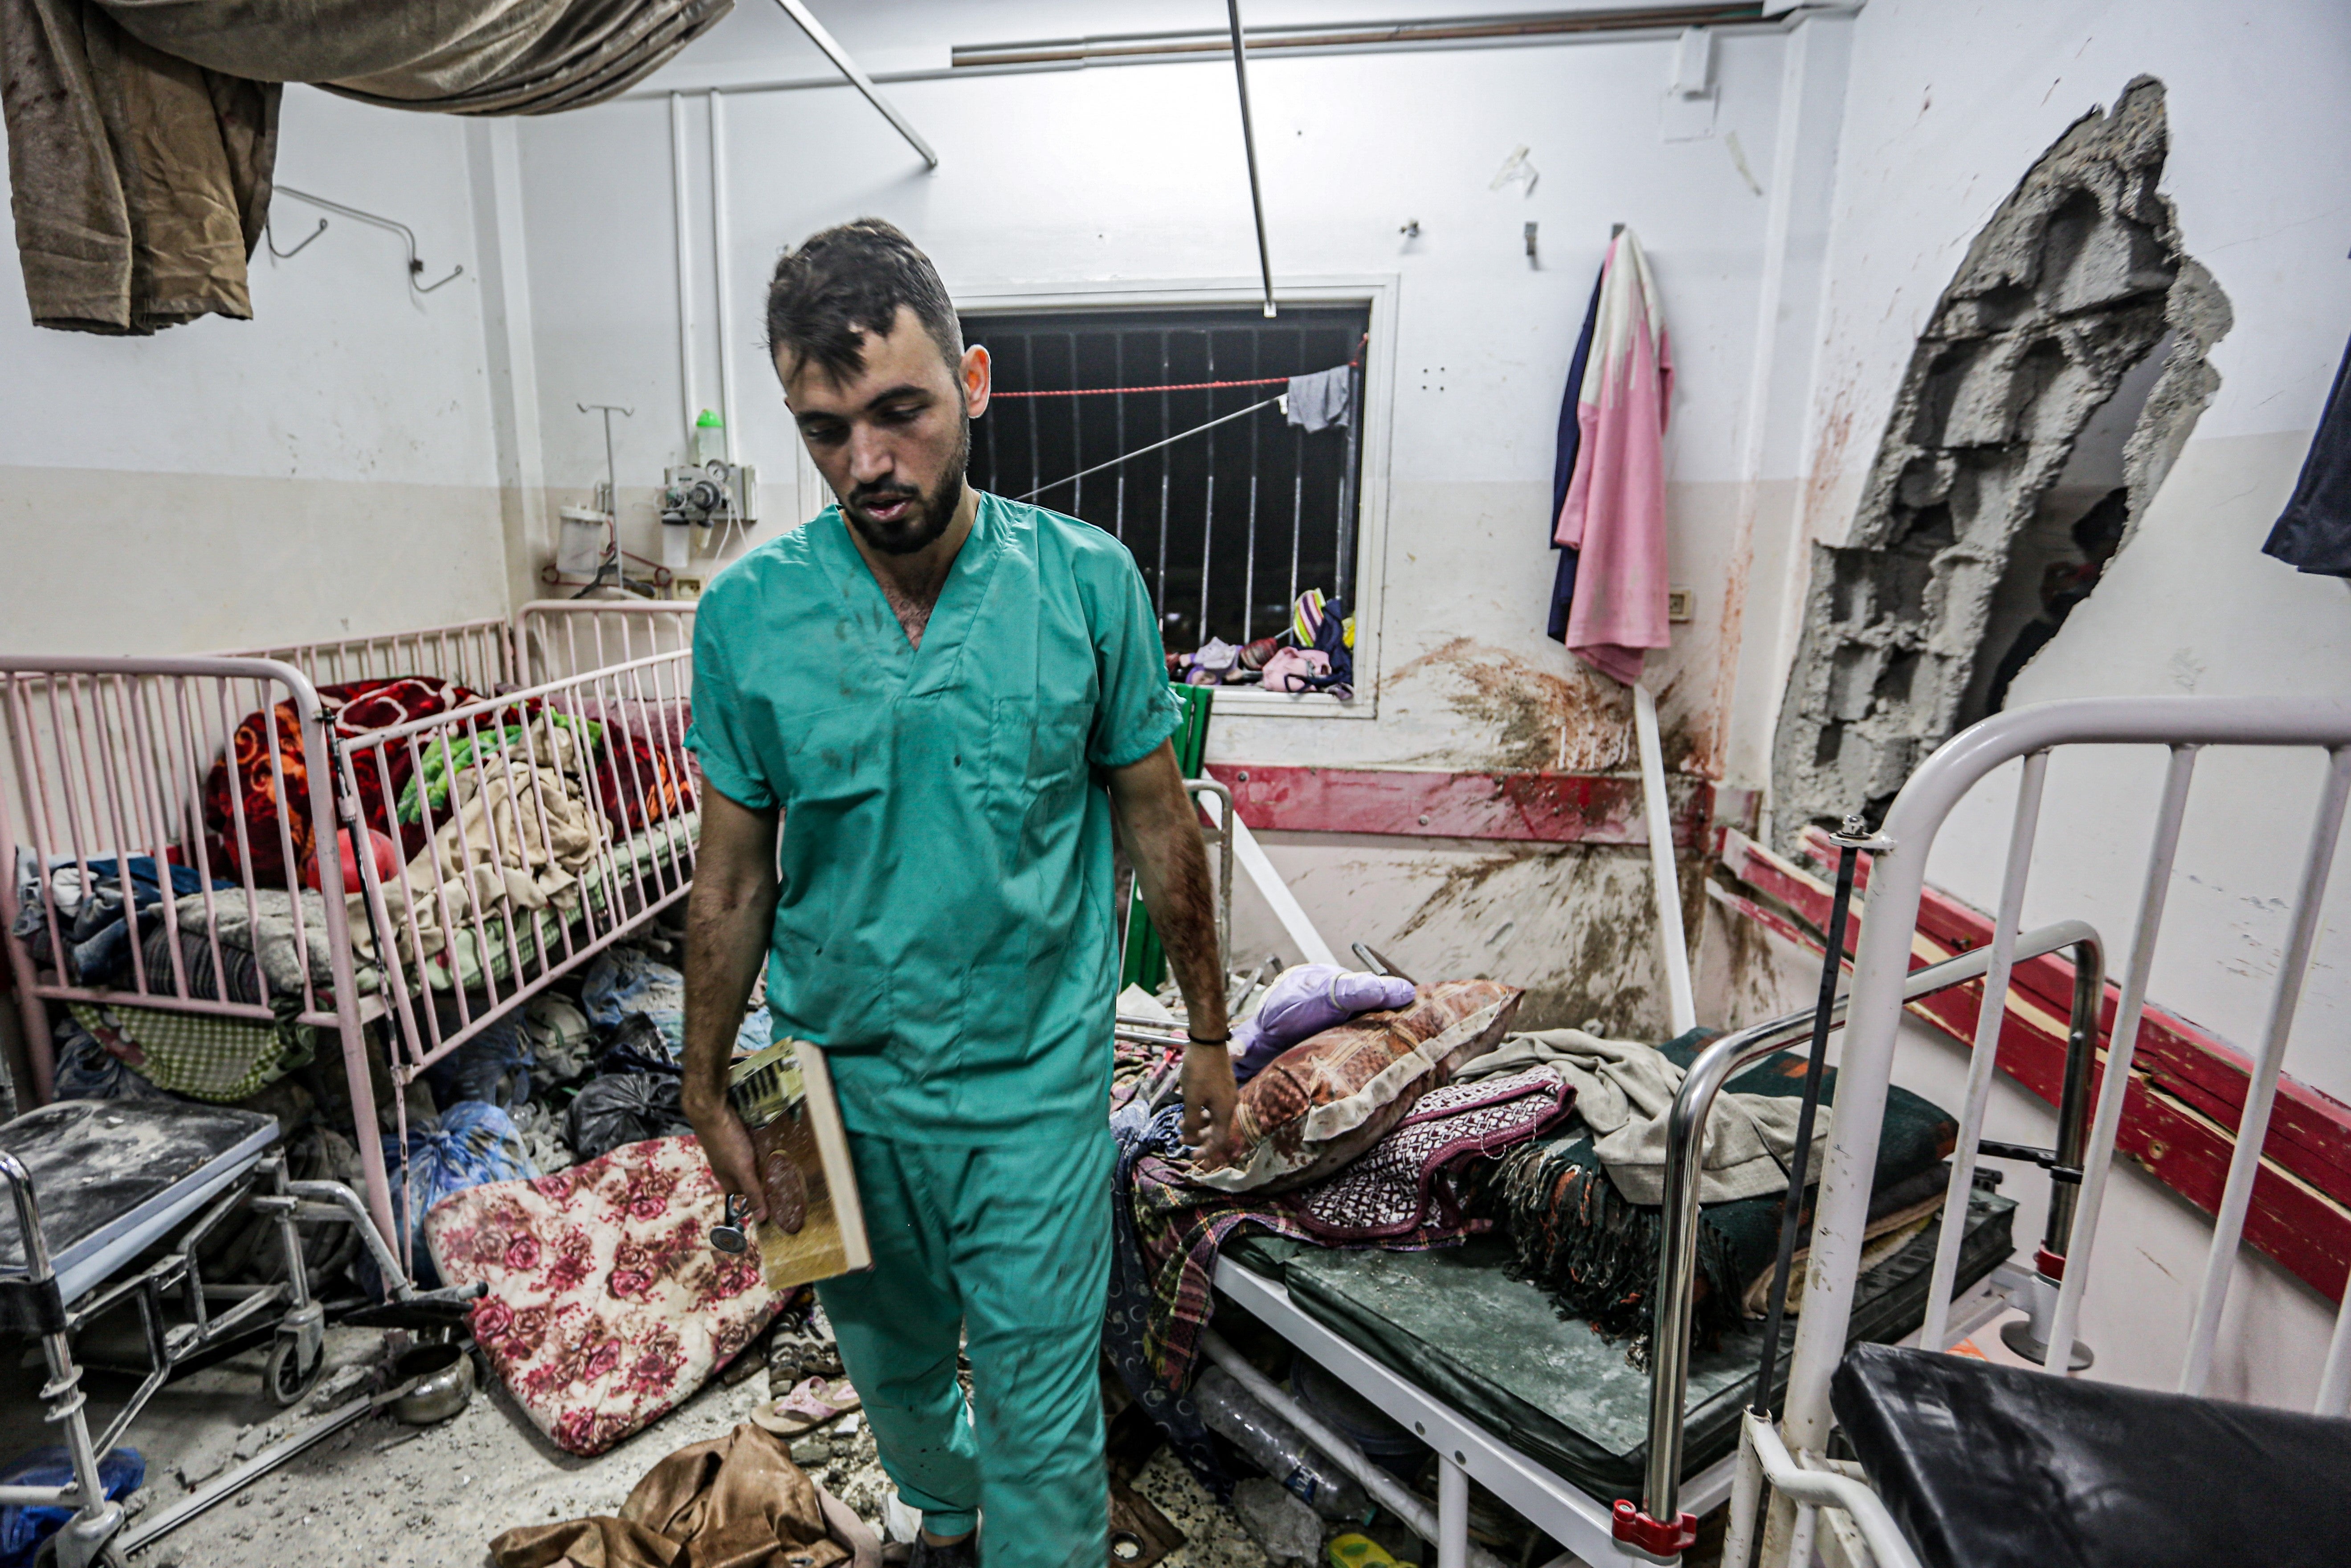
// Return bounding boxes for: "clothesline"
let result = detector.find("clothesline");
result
[989,359,1356,400]
[1015,394,1285,502]
[991,375,1290,400]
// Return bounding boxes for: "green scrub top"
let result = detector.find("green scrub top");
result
[686,493,1182,1143]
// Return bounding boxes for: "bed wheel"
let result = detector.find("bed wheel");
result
[264,1333,326,1407]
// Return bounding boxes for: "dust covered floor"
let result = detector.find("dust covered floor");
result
[1,1326,1285,1567]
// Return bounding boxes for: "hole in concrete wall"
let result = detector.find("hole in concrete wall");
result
[1771,78,2233,843]
[1963,332,2171,723]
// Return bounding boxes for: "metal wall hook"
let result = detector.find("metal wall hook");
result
[265,214,329,259]
[271,185,465,295]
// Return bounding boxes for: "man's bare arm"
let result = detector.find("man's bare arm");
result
[1106,739,1235,1158]
[682,787,781,1218]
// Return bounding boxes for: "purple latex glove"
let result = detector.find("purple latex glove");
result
[1230,964,1418,1083]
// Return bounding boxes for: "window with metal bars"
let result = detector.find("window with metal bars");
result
[961,305,1369,657]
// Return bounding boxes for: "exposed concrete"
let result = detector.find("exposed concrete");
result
[0,1327,1278,1568]
[1770,78,2230,841]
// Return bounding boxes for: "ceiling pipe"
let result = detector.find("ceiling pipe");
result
[769,0,939,168]
[1225,0,1277,318]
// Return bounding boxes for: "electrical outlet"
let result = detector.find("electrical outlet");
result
[1667,586,1694,623]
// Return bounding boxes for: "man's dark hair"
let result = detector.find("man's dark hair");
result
[765,217,963,384]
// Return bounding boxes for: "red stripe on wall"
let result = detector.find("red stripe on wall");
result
[1723,828,2351,1304]
[1207,764,1755,849]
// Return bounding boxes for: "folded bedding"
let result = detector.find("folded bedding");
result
[9,854,232,988]
[130,813,694,1003]
[1484,1030,1959,1347]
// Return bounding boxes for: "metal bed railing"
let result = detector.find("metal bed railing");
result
[0,655,388,1221]
[341,646,699,1076]
[1743,696,2351,1568]
[3,608,702,1277]
[1635,918,2103,1557]
[230,616,518,694]
[514,599,696,687]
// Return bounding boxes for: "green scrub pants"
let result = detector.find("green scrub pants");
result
[816,1126,1113,1565]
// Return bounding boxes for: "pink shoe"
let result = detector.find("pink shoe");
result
[752,1375,861,1437]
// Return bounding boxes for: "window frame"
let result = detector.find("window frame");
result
[951,274,1398,722]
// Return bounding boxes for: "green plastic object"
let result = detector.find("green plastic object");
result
[1118,682,1215,993]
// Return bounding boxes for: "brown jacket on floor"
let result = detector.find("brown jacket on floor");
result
[490,1421,859,1568]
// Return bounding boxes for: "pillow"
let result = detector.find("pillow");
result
[1188,979,1522,1194]
[424,1135,780,1456]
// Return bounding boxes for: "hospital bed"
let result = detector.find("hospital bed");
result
[1200,918,2096,1568]
[0,1095,473,1568]
[1719,696,2351,1568]
[1,602,698,1280]
[1204,702,2351,1565]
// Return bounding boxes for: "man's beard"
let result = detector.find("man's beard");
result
[841,416,970,557]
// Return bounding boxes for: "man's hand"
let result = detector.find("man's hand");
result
[684,1086,768,1222]
[683,788,782,1222]
[1182,1041,1240,1164]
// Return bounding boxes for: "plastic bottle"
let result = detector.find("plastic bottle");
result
[694,408,727,465]
[1193,1365,1374,1523]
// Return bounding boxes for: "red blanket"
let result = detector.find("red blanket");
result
[204,676,482,886]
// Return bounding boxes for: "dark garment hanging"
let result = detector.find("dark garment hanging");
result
[2262,332,2351,577]
[1547,267,1606,642]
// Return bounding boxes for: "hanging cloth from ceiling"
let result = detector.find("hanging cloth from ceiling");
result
[1551,225,1674,682]
[0,0,731,334]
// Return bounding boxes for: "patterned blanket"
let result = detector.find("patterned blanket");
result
[1486,1033,1957,1351]
[425,1135,780,1456]
[1104,1069,1573,1494]
[204,677,481,886]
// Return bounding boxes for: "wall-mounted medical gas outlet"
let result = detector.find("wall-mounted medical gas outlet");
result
[661,461,759,529]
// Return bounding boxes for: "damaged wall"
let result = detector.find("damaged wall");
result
[1740,0,2351,1402]
[1770,78,2225,839]
[519,8,1806,785]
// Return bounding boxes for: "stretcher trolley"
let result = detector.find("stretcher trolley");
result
[0,1097,470,1568]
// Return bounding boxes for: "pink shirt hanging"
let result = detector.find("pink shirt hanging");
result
[1554,228,1673,684]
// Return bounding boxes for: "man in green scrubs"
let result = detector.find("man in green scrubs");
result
[681,219,1235,1567]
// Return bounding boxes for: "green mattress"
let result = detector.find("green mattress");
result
[1225,1190,2015,1502]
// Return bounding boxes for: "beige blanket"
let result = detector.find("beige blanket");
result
[1454,1028,1830,1205]
[1,0,728,332]
[359,720,608,963]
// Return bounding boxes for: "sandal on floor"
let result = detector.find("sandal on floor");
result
[753,1375,861,1436]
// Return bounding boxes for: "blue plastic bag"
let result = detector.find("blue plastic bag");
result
[0,1447,143,1568]
[376,1101,535,1290]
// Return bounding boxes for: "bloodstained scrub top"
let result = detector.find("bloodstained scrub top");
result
[686,494,1183,1143]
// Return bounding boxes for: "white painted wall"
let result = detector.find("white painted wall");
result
[1726,0,2351,1405]
[515,4,1830,783]
[0,86,517,656]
